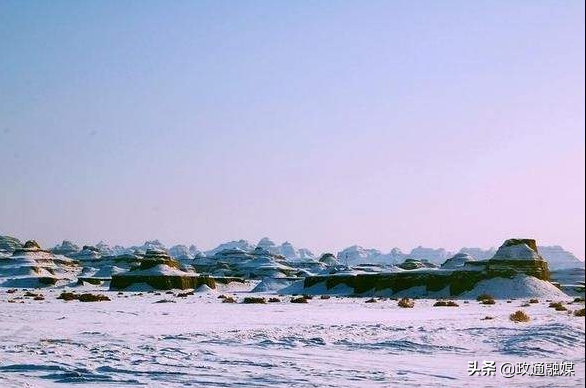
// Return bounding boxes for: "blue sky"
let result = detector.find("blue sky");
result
[1,1,584,257]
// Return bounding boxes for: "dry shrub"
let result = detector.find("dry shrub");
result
[574,308,585,317]
[242,297,266,304]
[510,310,530,323]
[549,302,568,311]
[268,297,281,303]
[398,298,415,308]
[290,296,309,304]
[477,293,493,302]
[78,293,110,302]
[365,298,377,303]
[434,300,459,307]
[57,292,77,301]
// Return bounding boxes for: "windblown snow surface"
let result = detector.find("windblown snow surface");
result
[0,289,583,388]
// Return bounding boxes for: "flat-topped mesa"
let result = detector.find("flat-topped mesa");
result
[137,249,182,270]
[482,238,550,281]
[492,239,540,260]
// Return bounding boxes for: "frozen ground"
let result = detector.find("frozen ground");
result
[0,289,584,388]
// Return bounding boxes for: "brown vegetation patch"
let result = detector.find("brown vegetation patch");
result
[398,298,415,308]
[242,297,266,304]
[510,310,530,323]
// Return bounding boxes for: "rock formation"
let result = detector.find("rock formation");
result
[0,235,23,253]
[298,238,552,298]
[51,240,81,256]
[441,252,475,269]
[538,245,584,269]
[0,240,79,287]
[110,249,218,290]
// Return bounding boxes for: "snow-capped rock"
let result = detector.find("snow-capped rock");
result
[296,238,555,298]
[279,242,297,258]
[318,253,339,266]
[205,240,255,257]
[407,246,452,265]
[169,245,193,261]
[297,248,316,260]
[538,245,584,270]
[196,245,296,279]
[110,249,206,290]
[458,247,496,261]
[0,235,22,253]
[275,241,316,260]
[491,239,541,261]
[95,241,116,256]
[336,246,406,265]
[0,240,79,288]
[337,246,383,266]
[51,240,80,256]
[71,245,102,261]
[441,253,475,269]
[397,258,438,270]
[188,245,201,257]
[256,237,278,254]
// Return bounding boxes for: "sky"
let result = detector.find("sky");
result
[0,1,584,257]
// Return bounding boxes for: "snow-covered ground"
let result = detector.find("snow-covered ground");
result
[0,289,583,388]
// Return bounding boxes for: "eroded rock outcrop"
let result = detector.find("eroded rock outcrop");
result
[441,253,475,269]
[0,235,22,253]
[298,238,553,298]
[110,249,216,290]
[0,240,79,287]
[51,240,81,257]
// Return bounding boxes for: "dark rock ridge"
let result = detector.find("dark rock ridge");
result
[301,239,551,297]
[51,240,80,256]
